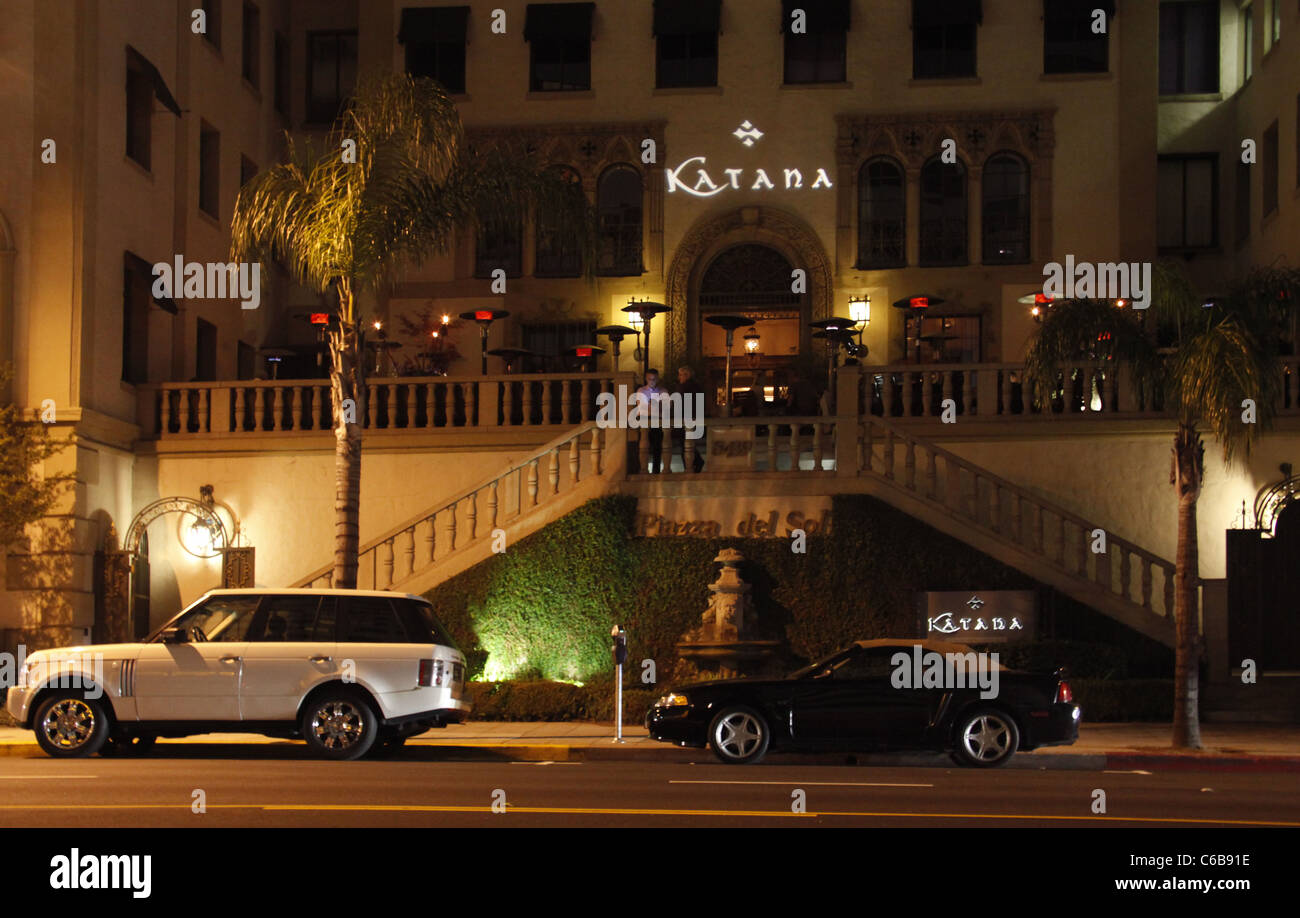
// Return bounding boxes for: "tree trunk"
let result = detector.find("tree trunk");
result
[328,304,365,589]
[1171,423,1204,749]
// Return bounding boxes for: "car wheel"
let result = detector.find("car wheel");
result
[707,706,770,765]
[33,692,110,758]
[952,708,1020,768]
[301,690,378,761]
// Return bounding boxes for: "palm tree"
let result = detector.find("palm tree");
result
[1025,262,1298,748]
[231,73,595,588]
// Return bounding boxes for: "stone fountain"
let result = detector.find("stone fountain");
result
[677,548,780,679]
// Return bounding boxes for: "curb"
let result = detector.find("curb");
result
[2,738,1298,771]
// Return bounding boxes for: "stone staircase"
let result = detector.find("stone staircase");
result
[853,415,1178,647]
[293,422,626,595]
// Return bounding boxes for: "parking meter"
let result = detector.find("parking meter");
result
[611,625,626,742]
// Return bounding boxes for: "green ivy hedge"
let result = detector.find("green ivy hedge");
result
[426,494,1173,685]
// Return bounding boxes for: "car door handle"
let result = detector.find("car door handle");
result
[309,655,332,663]
[220,656,242,664]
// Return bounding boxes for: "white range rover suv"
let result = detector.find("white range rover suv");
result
[6,588,470,760]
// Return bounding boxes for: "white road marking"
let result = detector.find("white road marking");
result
[669,780,933,787]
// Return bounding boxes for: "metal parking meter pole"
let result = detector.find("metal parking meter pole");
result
[611,625,627,743]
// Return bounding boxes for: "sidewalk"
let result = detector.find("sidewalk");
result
[1,722,1297,771]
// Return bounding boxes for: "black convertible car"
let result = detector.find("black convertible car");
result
[645,639,1080,766]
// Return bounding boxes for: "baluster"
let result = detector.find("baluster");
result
[198,388,210,433]
[527,460,540,506]
[466,381,477,427]
[366,384,377,428]
[883,374,896,418]
[1163,566,1175,617]
[927,449,938,500]
[638,428,650,474]
[590,427,603,476]
[812,423,823,469]
[271,387,284,431]
[384,383,395,429]
[1141,558,1153,611]
[580,379,592,422]
[251,388,265,431]
[569,436,580,482]
[404,527,416,578]
[788,424,800,470]
[942,371,954,412]
[288,386,301,431]
[883,429,895,480]
[466,491,478,542]
[444,501,458,553]
[426,515,436,564]
[685,429,696,471]
[1120,549,1132,601]
[502,381,514,426]
[920,371,933,416]
[989,482,1000,533]
[487,481,499,530]
[548,449,560,494]
[422,381,434,428]
[767,424,778,469]
[382,540,395,589]
[234,387,246,432]
[522,381,535,426]
[904,439,916,490]
[1095,538,1111,589]
[1000,368,1012,416]
[561,380,573,425]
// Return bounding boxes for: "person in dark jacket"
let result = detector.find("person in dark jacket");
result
[675,365,707,472]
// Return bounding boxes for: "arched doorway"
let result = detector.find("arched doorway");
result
[664,206,834,387]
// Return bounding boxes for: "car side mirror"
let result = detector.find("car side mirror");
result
[161,626,189,644]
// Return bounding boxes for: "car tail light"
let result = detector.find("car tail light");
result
[418,659,443,687]
[1056,680,1073,704]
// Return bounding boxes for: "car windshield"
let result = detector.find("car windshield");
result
[788,649,852,679]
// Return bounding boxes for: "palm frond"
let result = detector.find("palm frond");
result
[1023,297,1158,408]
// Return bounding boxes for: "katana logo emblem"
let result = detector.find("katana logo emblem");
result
[966,596,985,610]
[732,121,764,147]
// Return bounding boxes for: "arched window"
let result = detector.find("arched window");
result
[474,216,523,278]
[534,165,583,277]
[857,157,906,269]
[596,165,643,276]
[919,156,967,267]
[982,153,1030,264]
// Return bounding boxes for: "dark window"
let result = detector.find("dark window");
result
[982,153,1031,264]
[1263,120,1279,216]
[199,121,220,218]
[122,253,154,384]
[1159,1,1219,94]
[832,649,898,680]
[237,340,256,379]
[919,157,967,266]
[912,0,981,79]
[1235,160,1251,245]
[597,165,643,276]
[1044,0,1112,73]
[474,218,523,277]
[656,31,718,88]
[525,3,594,91]
[242,2,260,86]
[781,0,850,84]
[856,158,906,269]
[274,32,289,116]
[306,30,358,123]
[1243,4,1254,81]
[196,318,217,381]
[126,52,154,169]
[202,0,221,49]
[252,595,336,642]
[903,314,981,363]
[240,154,257,189]
[340,597,408,643]
[521,320,597,369]
[535,165,584,277]
[399,6,469,94]
[392,598,459,648]
[1157,155,1218,250]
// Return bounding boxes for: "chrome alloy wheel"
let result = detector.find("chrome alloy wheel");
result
[310,701,366,750]
[41,699,97,750]
[961,713,1012,762]
[713,710,764,760]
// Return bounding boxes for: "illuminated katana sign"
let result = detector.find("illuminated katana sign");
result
[916,591,1037,643]
[665,121,834,198]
